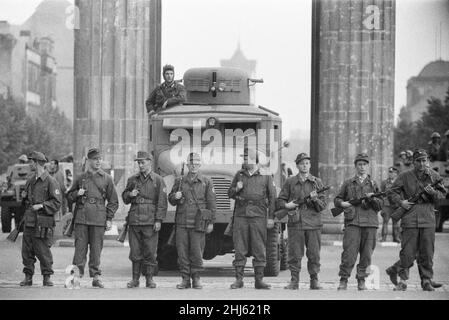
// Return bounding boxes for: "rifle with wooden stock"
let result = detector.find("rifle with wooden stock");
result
[274,185,331,220]
[331,186,402,218]
[167,163,185,246]
[391,179,444,221]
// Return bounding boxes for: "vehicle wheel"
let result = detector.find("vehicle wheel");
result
[157,244,179,271]
[280,234,288,271]
[1,206,12,233]
[264,222,280,277]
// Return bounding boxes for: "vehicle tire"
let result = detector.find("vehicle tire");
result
[1,206,12,233]
[157,244,179,271]
[264,222,280,277]
[280,234,288,271]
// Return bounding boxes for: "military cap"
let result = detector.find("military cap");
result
[354,153,369,164]
[406,150,413,157]
[87,148,101,159]
[28,151,47,162]
[431,132,441,138]
[187,152,201,163]
[388,166,399,173]
[399,151,406,156]
[163,64,174,74]
[134,150,153,161]
[413,149,428,161]
[295,152,311,164]
[445,129,449,136]
[18,154,28,162]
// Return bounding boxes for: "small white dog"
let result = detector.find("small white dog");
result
[64,265,81,289]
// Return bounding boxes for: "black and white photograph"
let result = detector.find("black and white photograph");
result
[0,0,448,306]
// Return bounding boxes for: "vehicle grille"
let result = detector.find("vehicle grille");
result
[211,177,231,210]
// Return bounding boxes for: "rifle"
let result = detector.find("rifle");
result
[391,179,444,222]
[117,181,140,243]
[64,177,87,237]
[167,162,185,246]
[331,186,402,217]
[224,173,245,237]
[274,185,331,220]
[6,218,25,242]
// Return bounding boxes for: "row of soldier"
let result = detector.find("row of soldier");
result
[17,147,446,291]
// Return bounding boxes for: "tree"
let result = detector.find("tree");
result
[394,88,449,158]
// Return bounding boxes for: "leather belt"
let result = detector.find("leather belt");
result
[87,198,104,204]
[136,197,153,204]
[237,199,265,206]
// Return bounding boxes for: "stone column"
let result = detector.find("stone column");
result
[311,0,395,234]
[74,0,161,219]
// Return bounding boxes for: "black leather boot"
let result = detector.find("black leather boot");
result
[145,266,156,288]
[230,266,244,289]
[284,271,299,290]
[386,266,398,286]
[357,278,367,291]
[176,275,191,289]
[43,275,54,287]
[192,273,203,289]
[254,267,271,290]
[127,262,140,288]
[310,275,322,290]
[20,274,33,286]
[337,278,347,290]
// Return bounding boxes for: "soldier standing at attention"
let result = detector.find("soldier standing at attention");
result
[20,151,61,287]
[67,148,119,288]
[427,132,441,162]
[333,153,383,291]
[145,64,186,117]
[380,166,400,243]
[228,148,276,290]
[386,149,446,291]
[168,153,216,289]
[48,159,68,217]
[122,151,167,288]
[277,153,327,290]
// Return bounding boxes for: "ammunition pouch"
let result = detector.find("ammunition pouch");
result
[194,208,213,232]
[35,213,55,239]
[288,209,300,224]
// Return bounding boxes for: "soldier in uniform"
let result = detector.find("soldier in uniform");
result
[145,64,186,117]
[168,152,216,289]
[438,129,449,161]
[333,153,383,290]
[427,132,441,162]
[122,151,167,288]
[48,159,68,216]
[386,149,446,291]
[20,151,61,287]
[67,148,119,288]
[228,148,276,290]
[380,166,400,243]
[277,153,327,290]
[18,154,28,164]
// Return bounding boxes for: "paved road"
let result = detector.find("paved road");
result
[0,232,448,300]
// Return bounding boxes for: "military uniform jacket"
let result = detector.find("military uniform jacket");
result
[228,169,276,219]
[388,168,446,229]
[380,178,396,208]
[67,169,119,226]
[122,171,168,226]
[277,174,327,230]
[428,143,440,162]
[168,172,217,228]
[334,175,383,228]
[145,81,186,113]
[23,171,62,228]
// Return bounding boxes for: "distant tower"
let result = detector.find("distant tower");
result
[220,42,257,103]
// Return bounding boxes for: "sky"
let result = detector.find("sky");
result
[0,0,448,139]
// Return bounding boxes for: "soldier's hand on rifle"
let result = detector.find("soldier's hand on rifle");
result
[236,181,243,191]
[32,204,43,211]
[310,190,318,200]
[424,185,436,196]
[285,201,298,209]
[401,200,414,210]
[267,218,275,229]
[154,221,161,232]
[340,201,352,208]
[130,189,139,197]
[206,223,214,234]
[175,191,183,200]
[106,220,112,231]
[78,188,86,196]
